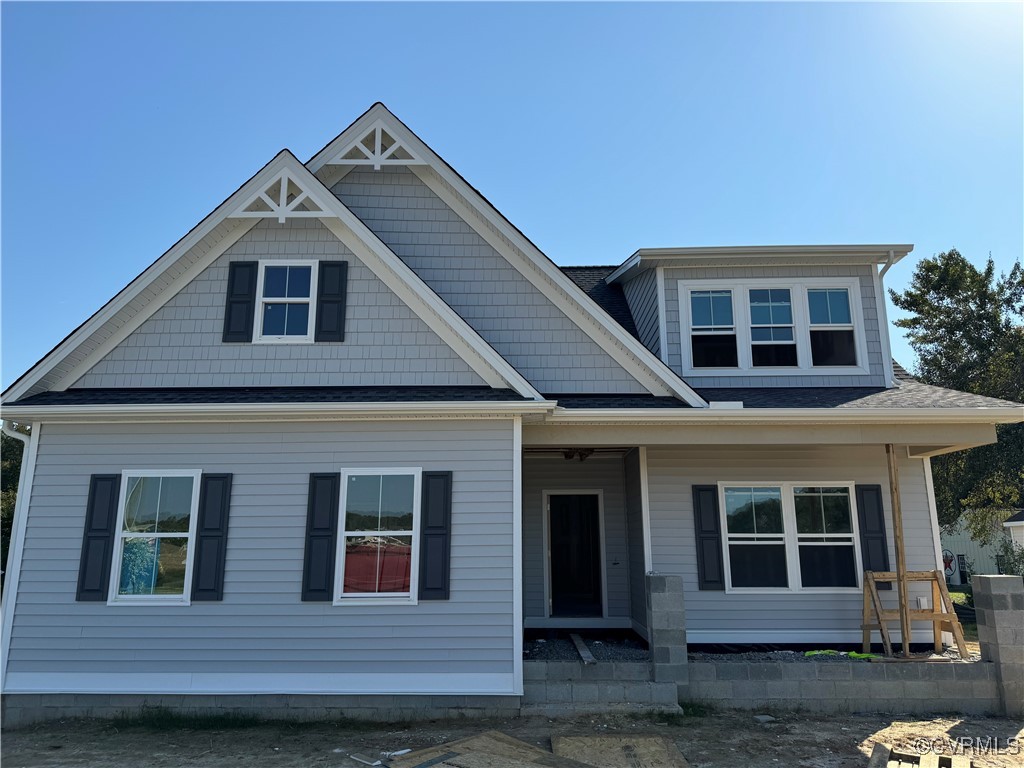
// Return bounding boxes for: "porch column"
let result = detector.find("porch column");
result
[646,573,688,685]
[974,575,1024,717]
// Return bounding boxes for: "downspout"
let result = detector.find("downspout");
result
[879,249,896,279]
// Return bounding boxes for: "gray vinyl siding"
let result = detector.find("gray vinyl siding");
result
[646,445,939,638]
[663,265,887,387]
[623,449,649,635]
[8,421,514,679]
[333,168,648,394]
[72,218,485,389]
[621,270,660,357]
[521,457,631,619]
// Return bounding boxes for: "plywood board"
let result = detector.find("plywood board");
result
[551,735,691,768]
[390,731,592,768]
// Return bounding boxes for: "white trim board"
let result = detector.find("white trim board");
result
[305,103,706,408]
[512,416,524,695]
[0,424,40,691]
[3,672,517,696]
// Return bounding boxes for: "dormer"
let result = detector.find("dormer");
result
[607,245,913,388]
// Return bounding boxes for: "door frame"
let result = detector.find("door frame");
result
[542,489,608,620]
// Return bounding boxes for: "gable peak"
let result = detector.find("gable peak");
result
[322,117,424,170]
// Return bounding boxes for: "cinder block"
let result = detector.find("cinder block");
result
[650,684,679,706]
[799,680,836,699]
[571,684,600,704]
[884,664,922,680]
[622,683,654,704]
[522,683,546,704]
[685,680,732,700]
[715,664,750,680]
[523,662,546,681]
[545,683,572,703]
[653,663,688,683]
[545,661,581,681]
[903,681,941,700]
[781,664,818,680]
[748,663,783,680]
[613,662,652,681]
[688,663,716,682]
[953,662,995,681]
[850,663,887,680]
[598,683,626,702]
[764,680,801,699]
[816,664,853,680]
[730,680,767,700]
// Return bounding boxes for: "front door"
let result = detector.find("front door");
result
[548,493,603,617]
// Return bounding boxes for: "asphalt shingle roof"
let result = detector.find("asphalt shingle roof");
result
[9,386,528,407]
[560,266,640,340]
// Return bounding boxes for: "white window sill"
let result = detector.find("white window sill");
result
[253,337,315,344]
[724,587,862,595]
[333,597,418,607]
[685,366,872,377]
[107,597,192,606]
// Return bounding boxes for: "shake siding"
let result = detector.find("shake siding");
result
[333,168,648,394]
[621,271,660,357]
[521,457,631,620]
[8,421,515,678]
[623,449,649,634]
[72,218,484,389]
[646,445,939,639]
[663,265,888,387]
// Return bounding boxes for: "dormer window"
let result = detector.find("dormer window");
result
[680,278,869,375]
[808,288,857,366]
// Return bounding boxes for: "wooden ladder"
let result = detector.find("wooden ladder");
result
[861,569,969,658]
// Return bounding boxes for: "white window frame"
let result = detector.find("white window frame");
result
[717,481,863,595]
[807,287,858,366]
[254,259,318,343]
[678,277,870,376]
[107,469,202,606]
[333,468,422,607]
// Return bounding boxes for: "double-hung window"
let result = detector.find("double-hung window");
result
[681,278,867,374]
[807,289,857,366]
[719,482,861,592]
[336,469,421,604]
[690,290,738,367]
[748,289,796,367]
[256,261,317,342]
[109,470,201,603]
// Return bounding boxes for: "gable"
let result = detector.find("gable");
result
[71,218,486,389]
[5,151,542,403]
[333,167,649,395]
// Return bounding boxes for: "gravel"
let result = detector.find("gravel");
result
[522,635,650,662]
[687,649,871,663]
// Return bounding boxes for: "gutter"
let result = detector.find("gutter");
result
[1,400,560,423]
[542,405,1024,426]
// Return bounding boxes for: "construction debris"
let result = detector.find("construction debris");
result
[551,735,691,768]
[389,731,592,768]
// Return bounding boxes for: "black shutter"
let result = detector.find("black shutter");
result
[77,475,120,601]
[222,261,258,342]
[302,473,340,601]
[692,484,725,590]
[191,474,233,601]
[856,484,892,590]
[419,471,453,600]
[315,261,348,342]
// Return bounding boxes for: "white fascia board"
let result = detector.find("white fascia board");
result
[2,400,558,424]
[0,152,304,403]
[306,106,706,408]
[542,406,1024,426]
[605,245,915,284]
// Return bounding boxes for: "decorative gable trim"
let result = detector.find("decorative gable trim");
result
[229,168,334,223]
[3,151,543,404]
[307,104,707,408]
[321,118,425,170]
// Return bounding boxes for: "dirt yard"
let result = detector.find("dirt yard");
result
[3,710,1022,768]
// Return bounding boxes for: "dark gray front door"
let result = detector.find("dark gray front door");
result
[549,494,602,618]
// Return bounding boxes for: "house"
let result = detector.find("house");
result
[2,104,1022,720]
[940,513,1019,585]
[1003,510,1024,548]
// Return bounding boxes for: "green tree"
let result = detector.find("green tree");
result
[2,426,29,588]
[890,250,1024,541]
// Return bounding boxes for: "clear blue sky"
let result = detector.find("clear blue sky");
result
[2,2,1021,388]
